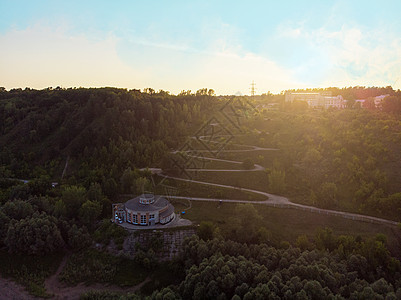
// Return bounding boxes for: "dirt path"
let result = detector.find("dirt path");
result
[147,137,400,228]
[44,278,151,300]
[44,253,151,299]
[44,252,70,297]
[163,174,399,227]
[0,275,36,300]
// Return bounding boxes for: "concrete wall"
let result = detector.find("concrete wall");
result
[122,229,196,261]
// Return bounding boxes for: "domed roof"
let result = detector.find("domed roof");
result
[139,193,155,204]
[125,194,170,212]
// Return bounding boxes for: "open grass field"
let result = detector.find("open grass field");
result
[193,171,271,193]
[201,149,281,167]
[183,201,401,257]
[153,177,267,201]
[194,158,245,170]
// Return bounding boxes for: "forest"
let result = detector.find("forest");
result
[0,86,401,298]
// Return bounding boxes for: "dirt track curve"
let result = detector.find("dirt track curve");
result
[149,136,399,227]
[44,253,150,299]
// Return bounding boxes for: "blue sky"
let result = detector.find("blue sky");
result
[1,0,401,94]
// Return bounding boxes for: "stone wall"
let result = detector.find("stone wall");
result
[122,228,196,261]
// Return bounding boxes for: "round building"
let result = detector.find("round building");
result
[113,194,175,226]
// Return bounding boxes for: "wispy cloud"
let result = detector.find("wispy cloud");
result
[116,20,301,94]
[2,4,401,94]
[0,24,147,89]
[277,21,401,89]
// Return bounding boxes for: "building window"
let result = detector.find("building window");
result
[133,214,138,224]
[140,214,147,224]
[149,214,155,219]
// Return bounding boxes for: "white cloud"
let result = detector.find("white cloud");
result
[0,23,300,94]
[7,20,399,95]
[279,22,401,89]
[197,50,300,95]
[0,24,146,89]
[322,26,401,88]
[115,19,303,94]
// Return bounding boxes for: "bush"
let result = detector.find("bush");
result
[198,221,215,241]
[5,212,64,255]
[93,219,128,248]
[59,250,118,285]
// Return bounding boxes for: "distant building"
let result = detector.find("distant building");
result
[355,99,365,106]
[112,194,175,226]
[322,96,346,109]
[285,92,345,109]
[285,92,321,107]
[256,103,279,111]
[373,94,390,109]
[355,94,390,109]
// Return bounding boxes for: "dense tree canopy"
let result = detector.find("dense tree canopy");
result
[5,212,64,255]
[1,87,401,298]
[149,235,401,299]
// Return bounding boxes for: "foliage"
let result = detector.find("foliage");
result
[1,199,34,220]
[168,234,401,299]
[268,168,286,194]
[0,192,97,256]
[79,200,102,228]
[0,250,63,297]
[133,249,158,270]
[184,201,401,254]
[296,234,313,251]
[80,291,141,300]
[59,250,119,285]
[93,219,128,247]
[227,204,264,244]
[198,221,215,241]
[1,86,401,297]
[0,210,10,245]
[255,108,401,220]
[5,212,64,255]
[62,185,87,217]
[53,199,67,217]
[67,224,92,250]
[59,249,149,287]
[0,87,215,188]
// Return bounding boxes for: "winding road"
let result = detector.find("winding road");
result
[3,135,399,299]
[150,136,400,227]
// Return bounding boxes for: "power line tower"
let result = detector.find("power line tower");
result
[250,81,256,97]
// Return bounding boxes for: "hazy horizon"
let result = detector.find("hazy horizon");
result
[1,0,401,94]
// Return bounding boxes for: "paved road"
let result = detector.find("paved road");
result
[177,148,279,153]
[161,174,289,204]
[160,175,399,226]
[146,137,400,228]
[183,154,266,171]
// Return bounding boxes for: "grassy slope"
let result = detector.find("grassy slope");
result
[184,201,401,257]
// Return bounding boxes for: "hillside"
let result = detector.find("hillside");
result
[0,87,217,188]
[2,88,401,220]
[1,87,401,298]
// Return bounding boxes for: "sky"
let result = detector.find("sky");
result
[1,0,401,95]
